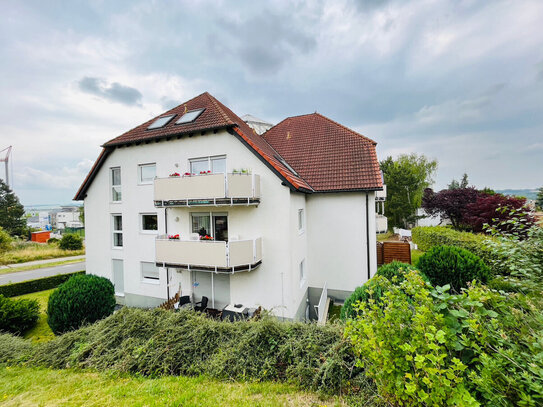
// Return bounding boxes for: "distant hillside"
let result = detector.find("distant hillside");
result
[495,189,538,200]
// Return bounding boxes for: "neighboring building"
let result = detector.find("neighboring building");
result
[241,114,274,135]
[75,92,383,320]
[52,206,83,230]
[26,211,51,230]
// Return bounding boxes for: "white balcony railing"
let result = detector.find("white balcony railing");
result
[376,214,388,234]
[155,236,262,273]
[375,185,387,201]
[154,173,260,207]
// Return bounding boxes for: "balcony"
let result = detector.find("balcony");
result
[154,173,260,207]
[155,236,262,273]
[375,185,387,201]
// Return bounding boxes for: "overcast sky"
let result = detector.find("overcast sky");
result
[1,0,542,205]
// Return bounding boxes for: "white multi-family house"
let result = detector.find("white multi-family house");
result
[75,92,383,320]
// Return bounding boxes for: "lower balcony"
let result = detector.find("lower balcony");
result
[155,236,262,273]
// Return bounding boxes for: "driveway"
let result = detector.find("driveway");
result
[0,261,86,285]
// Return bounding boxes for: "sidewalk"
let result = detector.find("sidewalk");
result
[0,255,86,271]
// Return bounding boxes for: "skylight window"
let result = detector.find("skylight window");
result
[147,114,176,130]
[176,108,205,125]
[274,154,299,176]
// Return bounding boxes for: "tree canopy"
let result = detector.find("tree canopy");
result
[0,179,26,237]
[537,187,543,210]
[380,153,438,229]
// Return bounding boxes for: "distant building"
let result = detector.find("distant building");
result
[241,114,273,135]
[52,206,82,230]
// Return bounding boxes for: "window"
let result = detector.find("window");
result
[175,108,205,125]
[141,262,160,283]
[138,163,156,184]
[112,215,123,247]
[189,155,226,174]
[298,209,304,232]
[141,213,158,232]
[147,114,176,130]
[112,259,124,295]
[111,167,121,202]
[191,212,228,241]
[299,259,306,286]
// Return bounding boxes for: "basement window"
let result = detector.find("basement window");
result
[147,114,176,130]
[176,108,205,125]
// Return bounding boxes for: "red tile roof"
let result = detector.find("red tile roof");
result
[262,113,382,191]
[74,92,381,200]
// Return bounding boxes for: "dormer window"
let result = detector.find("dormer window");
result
[176,108,205,125]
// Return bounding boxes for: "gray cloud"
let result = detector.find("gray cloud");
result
[213,11,317,74]
[78,77,142,106]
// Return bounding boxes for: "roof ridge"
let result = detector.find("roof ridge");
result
[204,92,236,126]
[314,112,377,145]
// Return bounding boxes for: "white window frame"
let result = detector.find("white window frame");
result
[299,259,306,287]
[111,167,122,202]
[298,208,305,234]
[112,214,123,249]
[189,155,227,174]
[138,163,156,185]
[140,213,158,234]
[141,261,160,284]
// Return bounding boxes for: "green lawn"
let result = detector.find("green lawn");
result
[376,231,393,242]
[0,243,84,265]
[0,367,344,407]
[411,249,425,266]
[13,289,55,343]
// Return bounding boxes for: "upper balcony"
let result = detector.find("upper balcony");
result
[154,173,260,207]
[375,185,387,201]
[155,236,263,273]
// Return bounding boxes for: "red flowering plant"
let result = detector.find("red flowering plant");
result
[169,172,180,177]
[200,235,213,241]
[199,170,212,175]
[168,234,180,240]
[183,172,193,177]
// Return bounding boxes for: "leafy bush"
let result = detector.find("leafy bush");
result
[417,245,490,292]
[47,274,115,334]
[377,260,421,282]
[412,226,504,271]
[0,294,39,335]
[345,273,478,406]
[27,308,369,395]
[340,278,392,320]
[0,271,85,297]
[58,233,83,250]
[0,227,12,253]
[47,237,59,244]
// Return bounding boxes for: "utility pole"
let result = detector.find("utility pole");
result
[0,146,12,188]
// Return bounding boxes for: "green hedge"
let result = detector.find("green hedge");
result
[0,294,40,335]
[0,271,85,297]
[412,226,499,268]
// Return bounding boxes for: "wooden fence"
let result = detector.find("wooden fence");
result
[377,241,411,265]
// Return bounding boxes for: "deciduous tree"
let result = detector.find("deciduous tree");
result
[422,187,481,229]
[380,154,437,228]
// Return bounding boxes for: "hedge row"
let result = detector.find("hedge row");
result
[411,226,500,267]
[0,271,85,297]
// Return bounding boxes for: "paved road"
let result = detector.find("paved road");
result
[0,261,86,285]
[0,255,85,270]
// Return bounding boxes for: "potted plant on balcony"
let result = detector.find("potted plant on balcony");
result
[168,234,180,240]
[169,172,180,177]
[200,235,213,241]
[183,172,193,177]
[199,170,212,175]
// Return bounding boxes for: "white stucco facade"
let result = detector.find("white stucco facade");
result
[83,129,378,320]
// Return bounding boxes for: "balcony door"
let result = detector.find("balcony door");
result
[191,212,228,242]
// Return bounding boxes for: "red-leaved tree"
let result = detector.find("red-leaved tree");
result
[463,194,536,234]
[421,187,482,229]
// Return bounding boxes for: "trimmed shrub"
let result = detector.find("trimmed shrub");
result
[0,226,12,253]
[47,274,115,334]
[0,294,39,335]
[58,233,83,250]
[340,278,392,320]
[417,245,490,292]
[47,237,59,244]
[0,271,85,297]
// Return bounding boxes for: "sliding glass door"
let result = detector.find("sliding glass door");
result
[191,212,228,241]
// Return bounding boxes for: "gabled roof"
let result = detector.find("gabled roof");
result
[262,113,382,192]
[74,92,382,200]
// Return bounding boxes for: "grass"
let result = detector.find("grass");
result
[377,231,394,242]
[0,367,344,407]
[0,242,84,265]
[13,289,55,343]
[411,249,425,266]
[0,258,84,275]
